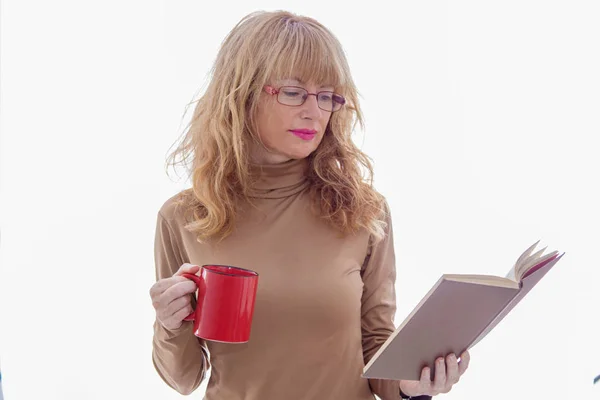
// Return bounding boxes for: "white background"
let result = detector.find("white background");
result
[1,1,599,399]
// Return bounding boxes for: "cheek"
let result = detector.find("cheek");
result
[256,108,276,142]
[321,115,332,135]
[257,103,290,137]
[262,113,287,140]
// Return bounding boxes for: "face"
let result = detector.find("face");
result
[251,78,335,164]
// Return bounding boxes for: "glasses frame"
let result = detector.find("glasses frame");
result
[264,85,346,112]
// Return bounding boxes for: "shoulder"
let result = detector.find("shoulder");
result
[371,190,392,226]
[157,188,194,227]
[367,192,393,248]
[379,194,392,217]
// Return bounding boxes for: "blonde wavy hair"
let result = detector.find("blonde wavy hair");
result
[166,10,387,243]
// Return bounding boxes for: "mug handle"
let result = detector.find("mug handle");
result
[181,272,202,321]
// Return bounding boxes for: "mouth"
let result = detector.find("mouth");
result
[289,129,317,141]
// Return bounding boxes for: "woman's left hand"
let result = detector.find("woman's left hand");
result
[399,350,470,397]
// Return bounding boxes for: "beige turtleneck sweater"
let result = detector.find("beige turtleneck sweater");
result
[152,158,404,400]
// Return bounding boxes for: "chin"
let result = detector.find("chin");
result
[289,137,323,158]
[259,136,322,163]
[285,144,319,160]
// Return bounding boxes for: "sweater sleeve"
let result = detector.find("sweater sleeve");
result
[360,203,432,400]
[151,210,210,395]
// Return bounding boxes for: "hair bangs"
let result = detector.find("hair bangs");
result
[270,22,347,92]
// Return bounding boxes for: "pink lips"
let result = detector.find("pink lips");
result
[289,129,317,141]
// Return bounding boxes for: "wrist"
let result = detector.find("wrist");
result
[399,388,433,400]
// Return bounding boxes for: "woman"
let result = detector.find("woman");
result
[149,10,469,400]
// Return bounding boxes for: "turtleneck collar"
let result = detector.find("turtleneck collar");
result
[248,157,310,199]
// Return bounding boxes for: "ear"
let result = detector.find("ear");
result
[264,86,277,95]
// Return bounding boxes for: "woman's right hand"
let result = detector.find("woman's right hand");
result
[150,263,200,330]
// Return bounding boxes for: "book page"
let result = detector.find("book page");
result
[445,274,519,289]
[505,265,517,281]
[517,248,559,281]
[509,240,558,281]
[516,246,547,279]
[507,240,540,280]
[521,251,560,279]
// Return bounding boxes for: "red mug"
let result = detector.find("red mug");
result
[182,265,259,343]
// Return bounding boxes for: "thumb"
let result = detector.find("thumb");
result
[175,263,201,276]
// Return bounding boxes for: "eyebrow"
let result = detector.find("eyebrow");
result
[285,77,334,89]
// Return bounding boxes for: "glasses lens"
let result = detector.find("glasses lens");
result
[331,93,346,111]
[278,86,307,106]
[277,86,346,112]
[317,92,346,112]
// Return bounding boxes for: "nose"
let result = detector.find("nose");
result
[301,93,322,118]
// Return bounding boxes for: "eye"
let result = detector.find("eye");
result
[282,89,302,97]
[332,94,346,105]
[318,93,333,102]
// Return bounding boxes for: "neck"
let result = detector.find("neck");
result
[248,141,295,165]
[247,157,310,199]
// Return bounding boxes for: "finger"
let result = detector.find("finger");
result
[161,294,193,319]
[171,304,194,322]
[149,264,199,297]
[159,280,197,307]
[149,278,175,298]
[150,277,186,306]
[174,263,200,277]
[164,300,195,324]
[458,350,471,375]
[445,353,460,385]
[419,366,432,393]
[160,306,193,330]
[432,357,446,393]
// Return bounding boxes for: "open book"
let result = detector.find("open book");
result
[362,240,565,381]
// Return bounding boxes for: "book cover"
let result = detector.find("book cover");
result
[362,242,564,381]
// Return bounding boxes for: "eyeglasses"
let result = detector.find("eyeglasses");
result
[264,85,346,112]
